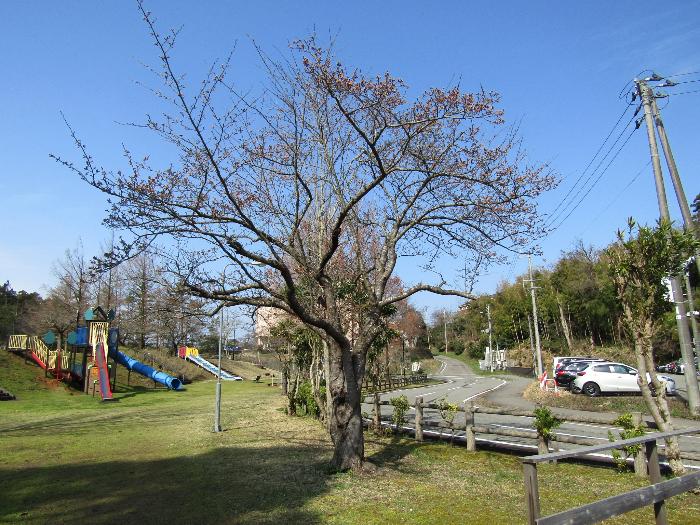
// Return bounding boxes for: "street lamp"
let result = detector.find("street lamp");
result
[214,303,225,432]
[401,333,406,377]
[214,260,263,433]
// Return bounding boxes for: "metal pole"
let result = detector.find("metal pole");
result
[527,313,536,376]
[443,316,448,352]
[637,79,700,415]
[487,304,493,372]
[401,335,406,377]
[214,304,223,432]
[528,255,543,377]
[685,271,700,355]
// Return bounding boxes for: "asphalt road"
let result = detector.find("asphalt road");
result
[362,356,700,467]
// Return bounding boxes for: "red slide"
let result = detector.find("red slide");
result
[94,342,114,400]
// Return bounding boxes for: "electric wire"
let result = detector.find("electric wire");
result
[544,111,636,229]
[549,126,637,232]
[670,78,700,85]
[665,88,700,97]
[665,70,700,79]
[543,102,633,227]
[579,160,651,233]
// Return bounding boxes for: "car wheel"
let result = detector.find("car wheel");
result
[582,382,600,397]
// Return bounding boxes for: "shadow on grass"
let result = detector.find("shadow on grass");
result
[0,444,331,524]
[365,433,421,473]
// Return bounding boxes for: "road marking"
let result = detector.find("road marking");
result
[488,423,609,442]
[463,380,507,403]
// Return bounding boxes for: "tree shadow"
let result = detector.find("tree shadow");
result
[365,433,423,473]
[0,444,331,524]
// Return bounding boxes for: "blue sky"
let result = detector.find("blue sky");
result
[1,1,699,317]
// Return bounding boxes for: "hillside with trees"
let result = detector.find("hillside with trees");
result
[430,208,700,368]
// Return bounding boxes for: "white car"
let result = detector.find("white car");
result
[572,361,676,397]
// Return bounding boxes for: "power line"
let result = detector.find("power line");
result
[549,126,637,232]
[545,112,637,229]
[579,160,651,231]
[543,103,633,226]
[666,70,700,78]
[671,78,700,85]
[665,88,700,97]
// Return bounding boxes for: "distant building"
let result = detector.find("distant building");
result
[253,306,290,347]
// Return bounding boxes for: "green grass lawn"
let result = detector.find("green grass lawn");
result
[1,350,699,524]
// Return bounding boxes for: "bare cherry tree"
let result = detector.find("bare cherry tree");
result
[55,4,555,470]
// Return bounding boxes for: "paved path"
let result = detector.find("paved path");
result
[369,355,507,406]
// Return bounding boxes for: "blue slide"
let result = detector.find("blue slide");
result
[110,349,183,390]
[186,354,242,381]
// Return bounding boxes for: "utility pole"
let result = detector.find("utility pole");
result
[525,255,543,377]
[685,270,699,355]
[527,313,536,376]
[637,79,700,415]
[486,303,493,371]
[650,95,700,276]
[443,314,448,353]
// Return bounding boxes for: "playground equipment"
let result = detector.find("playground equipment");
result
[7,306,183,399]
[111,347,183,390]
[178,346,242,380]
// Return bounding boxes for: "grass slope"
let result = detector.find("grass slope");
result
[1,350,699,524]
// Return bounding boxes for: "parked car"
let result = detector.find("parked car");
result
[669,357,699,375]
[555,360,605,390]
[552,356,596,375]
[572,362,676,397]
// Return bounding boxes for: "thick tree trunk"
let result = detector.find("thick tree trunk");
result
[327,340,364,471]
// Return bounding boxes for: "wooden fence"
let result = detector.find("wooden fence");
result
[522,428,700,525]
[367,374,428,393]
[369,395,700,471]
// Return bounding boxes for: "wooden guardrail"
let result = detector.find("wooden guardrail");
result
[368,397,700,468]
[366,374,429,393]
[521,428,700,525]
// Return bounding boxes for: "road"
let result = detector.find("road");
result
[368,355,507,406]
[362,356,700,466]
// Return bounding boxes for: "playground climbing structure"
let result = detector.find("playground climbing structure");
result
[7,306,183,400]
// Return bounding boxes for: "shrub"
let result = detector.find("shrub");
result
[296,381,319,417]
[390,394,410,430]
[608,413,645,471]
[436,397,459,425]
[533,406,562,440]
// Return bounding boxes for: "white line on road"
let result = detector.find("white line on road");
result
[463,380,507,403]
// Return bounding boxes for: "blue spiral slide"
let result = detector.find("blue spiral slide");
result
[109,349,183,390]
